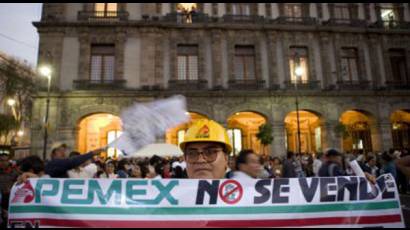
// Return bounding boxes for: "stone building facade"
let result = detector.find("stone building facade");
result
[32,3,410,159]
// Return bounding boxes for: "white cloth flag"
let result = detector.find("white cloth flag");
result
[108,95,189,157]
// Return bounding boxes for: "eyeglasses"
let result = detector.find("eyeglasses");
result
[185,148,223,163]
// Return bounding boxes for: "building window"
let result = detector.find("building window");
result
[90,45,115,82]
[334,4,351,19]
[389,49,408,82]
[94,3,118,17]
[289,47,309,82]
[284,4,302,18]
[177,45,199,80]
[232,3,251,15]
[234,45,256,80]
[340,48,359,81]
[380,7,399,28]
[227,128,242,156]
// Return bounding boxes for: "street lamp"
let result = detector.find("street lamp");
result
[39,65,52,160]
[294,63,303,155]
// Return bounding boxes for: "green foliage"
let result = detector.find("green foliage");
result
[334,123,350,139]
[256,123,274,145]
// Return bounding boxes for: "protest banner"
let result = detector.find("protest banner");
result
[8,174,404,228]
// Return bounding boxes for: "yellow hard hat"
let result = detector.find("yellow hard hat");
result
[180,119,233,153]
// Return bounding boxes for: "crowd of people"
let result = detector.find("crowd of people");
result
[1,119,410,227]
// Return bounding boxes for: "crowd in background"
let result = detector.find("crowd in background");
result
[0,142,410,227]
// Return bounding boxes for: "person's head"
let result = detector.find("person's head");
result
[146,165,157,179]
[105,161,116,175]
[367,156,377,167]
[51,142,68,160]
[287,151,295,160]
[271,157,281,166]
[325,149,343,166]
[228,156,236,170]
[236,150,261,179]
[381,151,394,163]
[118,159,131,171]
[130,164,142,178]
[18,156,45,175]
[180,119,233,179]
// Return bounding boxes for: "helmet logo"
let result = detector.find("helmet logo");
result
[196,125,210,138]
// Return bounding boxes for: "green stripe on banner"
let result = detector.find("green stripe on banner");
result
[10,201,399,215]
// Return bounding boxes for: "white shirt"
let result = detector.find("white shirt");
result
[313,159,322,177]
[68,168,92,178]
[231,171,255,180]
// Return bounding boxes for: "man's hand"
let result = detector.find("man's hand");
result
[396,156,410,179]
[364,172,376,185]
[16,172,38,185]
[90,147,108,156]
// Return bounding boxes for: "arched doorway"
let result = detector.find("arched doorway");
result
[339,110,373,153]
[166,112,208,146]
[391,110,410,149]
[77,113,122,159]
[227,111,267,156]
[284,110,322,154]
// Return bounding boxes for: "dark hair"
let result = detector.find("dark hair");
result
[326,149,342,157]
[366,155,375,163]
[286,151,294,159]
[117,159,129,171]
[139,163,149,178]
[381,152,393,162]
[19,156,44,174]
[236,149,255,167]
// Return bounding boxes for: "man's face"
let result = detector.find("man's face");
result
[239,153,261,179]
[368,159,376,167]
[185,142,228,179]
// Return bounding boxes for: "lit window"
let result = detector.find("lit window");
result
[177,45,198,80]
[234,46,256,80]
[227,128,242,156]
[95,3,118,17]
[289,47,309,82]
[107,130,123,158]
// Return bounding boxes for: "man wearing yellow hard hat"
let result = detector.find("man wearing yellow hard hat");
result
[180,119,233,179]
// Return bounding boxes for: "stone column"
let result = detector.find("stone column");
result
[272,122,287,158]
[204,3,212,16]
[211,30,224,88]
[218,3,226,17]
[162,3,171,15]
[322,120,340,151]
[115,32,127,80]
[404,4,410,21]
[78,34,90,80]
[369,3,377,23]
[322,3,330,21]
[379,122,393,152]
[267,32,278,88]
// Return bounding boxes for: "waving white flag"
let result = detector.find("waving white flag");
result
[108,95,189,157]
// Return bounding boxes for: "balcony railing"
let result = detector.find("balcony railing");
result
[324,18,367,27]
[168,79,208,90]
[385,81,410,90]
[222,14,265,23]
[273,16,317,25]
[336,80,371,90]
[73,79,127,90]
[284,80,320,90]
[162,12,209,24]
[370,20,410,30]
[77,11,129,22]
[228,79,266,90]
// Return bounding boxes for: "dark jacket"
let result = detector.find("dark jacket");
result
[318,162,346,177]
[45,152,95,178]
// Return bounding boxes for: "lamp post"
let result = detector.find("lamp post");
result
[39,66,52,160]
[294,64,303,155]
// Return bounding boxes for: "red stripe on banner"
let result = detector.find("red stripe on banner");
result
[9,215,402,228]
